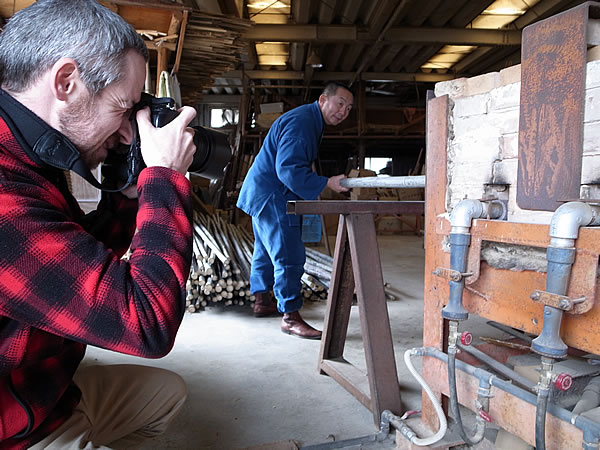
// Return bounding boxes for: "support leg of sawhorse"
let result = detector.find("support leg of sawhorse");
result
[318,212,403,425]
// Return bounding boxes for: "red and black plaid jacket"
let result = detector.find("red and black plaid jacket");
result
[0,108,193,448]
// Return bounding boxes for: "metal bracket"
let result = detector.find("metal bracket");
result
[530,289,586,312]
[433,267,473,282]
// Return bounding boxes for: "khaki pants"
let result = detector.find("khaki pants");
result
[30,364,187,450]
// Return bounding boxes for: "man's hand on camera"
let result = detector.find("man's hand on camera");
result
[136,105,197,175]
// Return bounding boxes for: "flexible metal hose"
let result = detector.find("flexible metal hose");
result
[448,349,485,446]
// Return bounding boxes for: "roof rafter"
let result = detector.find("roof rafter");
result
[243,24,521,46]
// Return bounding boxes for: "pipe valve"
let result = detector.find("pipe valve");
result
[553,373,573,391]
[460,331,473,346]
[479,410,492,423]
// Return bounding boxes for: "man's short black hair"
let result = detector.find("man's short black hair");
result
[322,81,353,97]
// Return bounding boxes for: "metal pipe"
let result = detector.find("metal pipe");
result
[448,340,486,446]
[573,376,600,415]
[440,199,508,445]
[535,356,554,450]
[442,199,506,320]
[457,342,536,392]
[532,202,600,358]
[486,320,533,343]
[512,202,600,449]
[339,175,425,189]
[442,234,471,320]
[412,347,600,449]
[549,202,600,243]
[449,199,507,233]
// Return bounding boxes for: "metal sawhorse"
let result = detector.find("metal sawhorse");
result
[287,200,425,425]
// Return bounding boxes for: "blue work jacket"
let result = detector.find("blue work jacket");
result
[237,101,328,218]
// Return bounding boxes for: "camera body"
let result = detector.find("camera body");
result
[102,93,232,189]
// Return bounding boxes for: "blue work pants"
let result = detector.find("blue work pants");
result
[250,196,305,313]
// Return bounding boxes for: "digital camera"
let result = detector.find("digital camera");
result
[102,93,232,190]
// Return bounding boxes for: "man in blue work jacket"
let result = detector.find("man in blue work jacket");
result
[237,82,353,339]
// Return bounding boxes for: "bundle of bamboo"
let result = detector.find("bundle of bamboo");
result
[186,210,254,312]
[185,209,336,312]
[185,201,398,312]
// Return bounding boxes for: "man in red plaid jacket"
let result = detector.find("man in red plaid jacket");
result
[0,1,198,448]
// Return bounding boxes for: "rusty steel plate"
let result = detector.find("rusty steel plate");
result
[517,3,590,211]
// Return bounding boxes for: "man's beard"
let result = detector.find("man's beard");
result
[58,92,100,168]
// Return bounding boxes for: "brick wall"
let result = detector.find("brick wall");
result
[435,59,600,224]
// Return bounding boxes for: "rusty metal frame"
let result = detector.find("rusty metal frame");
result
[288,200,424,424]
[421,3,600,446]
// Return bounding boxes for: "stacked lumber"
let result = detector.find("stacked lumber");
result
[177,12,253,105]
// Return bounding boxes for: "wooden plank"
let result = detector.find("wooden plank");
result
[318,216,354,364]
[171,10,188,75]
[115,5,175,32]
[347,212,403,423]
[0,0,32,18]
[155,46,169,95]
[320,358,371,410]
[422,93,450,431]
[145,41,176,52]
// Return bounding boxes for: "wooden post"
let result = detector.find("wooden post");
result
[155,46,169,95]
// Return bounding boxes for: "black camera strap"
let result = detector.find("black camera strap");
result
[0,89,134,192]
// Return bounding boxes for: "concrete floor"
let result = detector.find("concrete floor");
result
[82,234,502,449]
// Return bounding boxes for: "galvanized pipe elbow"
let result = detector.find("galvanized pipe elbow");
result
[550,202,600,245]
[450,199,507,233]
[450,199,486,232]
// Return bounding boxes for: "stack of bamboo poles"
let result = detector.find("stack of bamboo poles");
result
[186,204,398,312]
[302,247,333,301]
[186,210,254,312]
[302,247,399,302]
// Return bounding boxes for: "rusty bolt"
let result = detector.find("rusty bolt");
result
[558,299,571,310]
[530,292,541,301]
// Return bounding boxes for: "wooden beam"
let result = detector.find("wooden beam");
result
[242,24,522,46]
[168,11,182,35]
[221,70,455,83]
[156,46,169,95]
[172,10,189,75]
[101,0,190,12]
[358,79,366,137]
[145,41,176,52]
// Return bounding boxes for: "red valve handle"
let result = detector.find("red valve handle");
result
[554,373,573,391]
[479,410,492,423]
[460,331,473,346]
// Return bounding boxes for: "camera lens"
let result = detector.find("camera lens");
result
[188,126,232,180]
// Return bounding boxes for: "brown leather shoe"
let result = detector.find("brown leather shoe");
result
[281,311,322,340]
[253,292,279,317]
